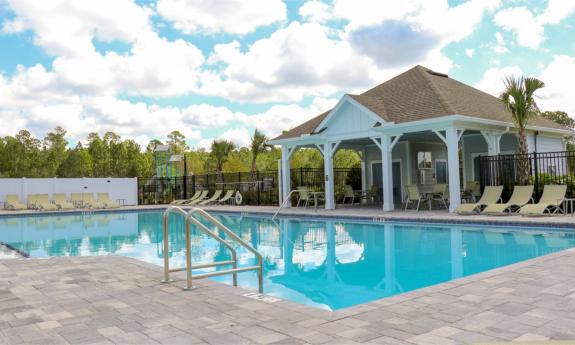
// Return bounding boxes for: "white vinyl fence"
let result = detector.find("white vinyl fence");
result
[0,178,138,206]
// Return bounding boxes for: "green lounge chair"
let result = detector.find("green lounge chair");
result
[483,185,534,215]
[519,185,567,216]
[171,190,201,205]
[186,190,209,205]
[199,190,223,205]
[456,186,503,214]
[97,193,121,208]
[4,195,26,210]
[217,190,235,205]
[53,194,75,210]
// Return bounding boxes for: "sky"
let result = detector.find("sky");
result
[0,0,574,150]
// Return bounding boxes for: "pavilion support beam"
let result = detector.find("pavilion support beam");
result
[323,142,335,210]
[480,131,502,156]
[360,148,368,193]
[281,145,295,208]
[446,127,461,212]
[381,134,394,212]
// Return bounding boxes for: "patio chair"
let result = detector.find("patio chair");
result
[36,194,58,211]
[70,193,84,208]
[342,185,358,204]
[296,188,311,208]
[362,185,379,204]
[431,184,449,209]
[83,193,107,209]
[198,190,223,205]
[53,194,75,210]
[455,186,503,214]
[97,193,121,209]
[404,184,426,211]
[171,190,201,205]
[519,185,567,216]
[465,181,481,202]
[482,185,534,215]
[186,190,209,205]
[4,195,26,210]
[217,190,236,205]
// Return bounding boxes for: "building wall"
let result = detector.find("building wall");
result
[0,178,138,206]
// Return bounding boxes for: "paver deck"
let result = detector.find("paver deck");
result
[1,247,575,344]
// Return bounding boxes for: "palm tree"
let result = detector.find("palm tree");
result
[500,76,545,184]
[250,129,269,179]
[210,140,235,182]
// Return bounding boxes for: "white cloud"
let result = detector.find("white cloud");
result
[492,32,508,53]
[537,55,575,116]
[299,1,331,23]
[494,1,575,49]
[474,65,524,96]
[157,0,286,35]
[465,49,475,57]
[220,127,252,147]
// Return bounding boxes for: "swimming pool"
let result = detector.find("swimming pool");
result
[1,210,574,310]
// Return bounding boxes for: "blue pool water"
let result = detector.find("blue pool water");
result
[1,211,575,310]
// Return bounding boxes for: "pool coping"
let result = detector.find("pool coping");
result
[2,205,575,229]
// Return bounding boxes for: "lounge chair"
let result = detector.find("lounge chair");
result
[483,185,534,215]
[36,194,58,211]
[4,195,26,210]
[53,194,75,210]
[404,184,426,211]
[83,193,107,209]
[455,186,503,214]
[27,194,40,209]
[70,193,85,208]
[186,190,209,205]
[342,185,359,205]
[198,190,223,205]
[97,193,121,209]
[171,190,201,205]
[519,185,567,216]
[217,190,236,205]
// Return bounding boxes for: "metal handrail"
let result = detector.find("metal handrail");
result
[162,206,264,294]
[162,206,237,286]
[190,208,263,293]
[272,189,302,220]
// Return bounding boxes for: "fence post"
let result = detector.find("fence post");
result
[256,171,261,205]
[533,151,539,198]
[300,167,303,187]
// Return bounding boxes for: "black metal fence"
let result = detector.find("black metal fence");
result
[138,167,361,205]
[479,150,575,200]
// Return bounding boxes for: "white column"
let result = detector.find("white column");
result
[381,134,394,211]
[481,131,501,156]
[324,143,335,210]
[360,148,367,192]
[281,146,291,208]
[446,127,461,212]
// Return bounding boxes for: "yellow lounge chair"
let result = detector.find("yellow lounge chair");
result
[404,184,426,211]
[483,185,534,215]
[519,185,567,216]
[186,190,209,205]
[53,194,75,210]
[36,194,58,211]
[70,193,84,208]
[171,190,201,205]
[198,190,223,205]
[27,194,40,209]
[216,190,235,205]
[4,195,26,210]
[455,186,503,214]
[83,193,107,209]
[97,193,120,209]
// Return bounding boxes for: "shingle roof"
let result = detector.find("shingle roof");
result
[272,65,564,141]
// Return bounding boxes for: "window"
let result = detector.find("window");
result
[417,152,432,169]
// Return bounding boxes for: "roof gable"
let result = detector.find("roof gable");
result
[271,65,566,141]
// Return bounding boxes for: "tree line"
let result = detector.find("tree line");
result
[0,127,361,178]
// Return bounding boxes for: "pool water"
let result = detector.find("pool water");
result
[1,211,574,310]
